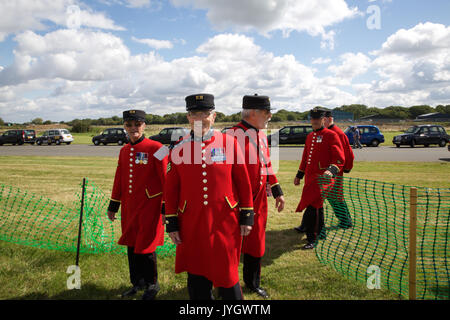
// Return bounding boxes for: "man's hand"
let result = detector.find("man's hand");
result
[169,231,182,245]
[294,177,301,186]
[275,195,285,212]
[107,211,116,222]
[240,225,252,237]
[323,170,333,176]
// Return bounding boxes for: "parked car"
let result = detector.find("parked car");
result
[345,125,385,147]
[149,127,190,145]
[0,129,36,145]
[268,125,313,146]
[35,129,74,145]
[92,128,128,146]
[393,125,449,148]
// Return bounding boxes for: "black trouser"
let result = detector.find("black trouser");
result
[243,253,262,289]
[127,246,158,287]
[187,273,243,300]
[301,206,325,244]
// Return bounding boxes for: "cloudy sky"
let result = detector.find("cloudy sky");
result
[0,0,449,122]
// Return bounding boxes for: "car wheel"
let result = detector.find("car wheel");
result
[371,139,379,147]
[410,139,415,148]
[117,140,123,145]
[439,139,447,147]
[94,140,100,146]
[396,144,400,148]
[66,142,71,145]
[36,140,42,145]
[55,139,61,145]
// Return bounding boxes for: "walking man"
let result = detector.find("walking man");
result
[229,94,285,298]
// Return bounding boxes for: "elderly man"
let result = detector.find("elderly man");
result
[228,94,285,298]
[107,109,167,300]
[294,107,345,249]
[164,93,254,300]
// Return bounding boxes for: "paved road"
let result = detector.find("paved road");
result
[1,144,449,162]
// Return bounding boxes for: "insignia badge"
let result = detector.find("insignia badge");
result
[211,148,226,162]
[135,152,148,165]
[196,95,204,100]
[316,136,323,143]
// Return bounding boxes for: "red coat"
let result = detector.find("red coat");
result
[110,137,167,254]
[164,130,254,288]
[328,124,354,173]
[230,121,280,258]
[296,127,345,212]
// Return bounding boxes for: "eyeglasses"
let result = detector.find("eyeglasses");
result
[124,121,144,128]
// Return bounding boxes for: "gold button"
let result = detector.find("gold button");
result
[203,179,207,183]
[203,187,208,191]
[202,164,206,168]
[202,172,207,176]
[204,194,208,199]
[204,201,208,205]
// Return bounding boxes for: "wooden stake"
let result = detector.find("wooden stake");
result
[409,187,417,300]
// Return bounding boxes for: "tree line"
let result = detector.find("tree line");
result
[1,104,449,133]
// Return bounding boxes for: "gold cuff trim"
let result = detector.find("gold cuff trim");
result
[240,207,253,210]
[165,214,178,218]
[225,196,238,209]
[178,200,187,213]
[270,183,280,188]
[145,189,163,199]
[110,198,121,203]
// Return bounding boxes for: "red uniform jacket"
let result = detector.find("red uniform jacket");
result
[328,124,354,173]
[230,121,282,258]
[164,130,254,288]
[296,127,345,212]
[109,137,168,254]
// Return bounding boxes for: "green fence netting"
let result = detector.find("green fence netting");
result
[0,178,176,257]
[317,176,449,300]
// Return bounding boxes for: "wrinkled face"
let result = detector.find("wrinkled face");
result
[310,117,324,130]
[254,109,272,129]
[124,120,146,142]
[187,110,216,136]
[323,116,333,128]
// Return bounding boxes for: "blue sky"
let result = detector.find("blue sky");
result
[0,0,449,122]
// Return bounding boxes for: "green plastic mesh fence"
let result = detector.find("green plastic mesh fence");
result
[317,176,449,300]
[0,178,176,257]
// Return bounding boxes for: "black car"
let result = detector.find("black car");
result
[393,125,449,148]
[0,129,36,145]
[92,128,128,146]
[268,125,313,146]
[149,127,189,145]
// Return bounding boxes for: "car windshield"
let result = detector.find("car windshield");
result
[405,127,419,134]
[24,130,35,134]
[61,129,70,134]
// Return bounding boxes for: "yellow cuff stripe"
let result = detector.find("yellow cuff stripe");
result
[110,198,121,203]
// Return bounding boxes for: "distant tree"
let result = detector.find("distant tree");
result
[0,117,4,126]
[71,119,91,133]
[409,105,435,118]
[435,105,450,114]
[380,106,410,119]
[31,118,43,125]
[43,120,52,125]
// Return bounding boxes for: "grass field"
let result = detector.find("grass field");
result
[0,156,449,300]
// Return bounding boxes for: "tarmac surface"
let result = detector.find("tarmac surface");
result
[1,144,449,162]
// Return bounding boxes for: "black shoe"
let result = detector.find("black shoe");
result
[302,243,315,250]
[247,286,269,299]
[294,225,306,233]
[142,282,160,300]
[121,286,140,298]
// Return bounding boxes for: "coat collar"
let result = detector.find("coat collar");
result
[129,135,145,145]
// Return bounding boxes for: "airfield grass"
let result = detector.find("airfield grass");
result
[0,156,449,300]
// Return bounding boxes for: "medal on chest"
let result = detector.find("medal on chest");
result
[211,147,226,162]
[135,152,148,165]
[316,136,323,143]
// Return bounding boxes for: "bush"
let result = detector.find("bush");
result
[71,120,91,133]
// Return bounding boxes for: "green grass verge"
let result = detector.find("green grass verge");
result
[0,156,448,299]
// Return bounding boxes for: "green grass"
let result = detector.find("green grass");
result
[0,156,449,299]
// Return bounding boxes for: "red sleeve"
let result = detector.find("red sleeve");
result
[341,133,354,172]
[163,151,180,217]
[232,137,254,210]
[329,132,345,173]
[111,149,122,202]
[299,134,310,173]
